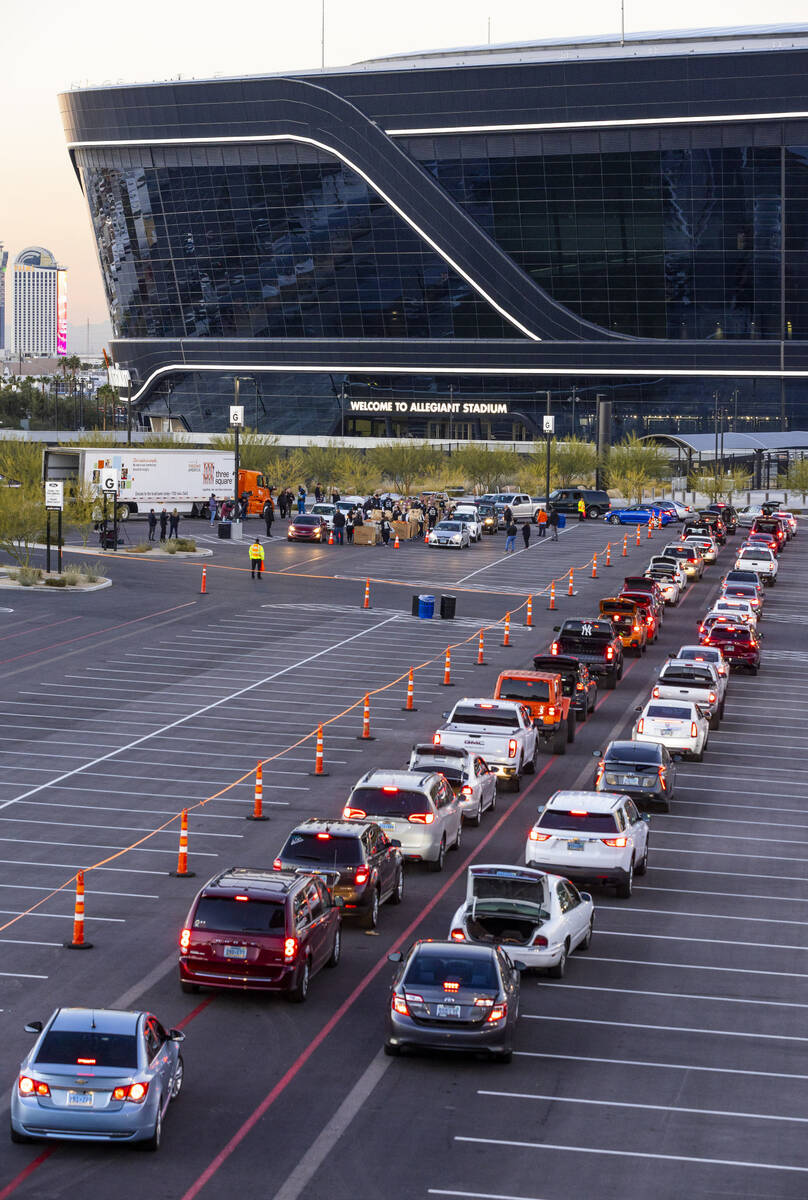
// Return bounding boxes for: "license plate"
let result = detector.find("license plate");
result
[223,945,248,960]
[436,1003,461,1018]
[567,839,585,851]
[379,822,395,830]
[67,1091,93,1107]
[622,775,639,786]
[661,727,675,736]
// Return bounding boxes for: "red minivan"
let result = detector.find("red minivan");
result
[179,867,342,1002]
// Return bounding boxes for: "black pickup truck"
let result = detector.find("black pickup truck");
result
[532,653,598,723]
[549,619,624,690]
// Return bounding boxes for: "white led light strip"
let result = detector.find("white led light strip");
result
[384,109,808,137]
[68,133,541,342]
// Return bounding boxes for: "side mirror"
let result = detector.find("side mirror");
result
[442,712,449,720]
[641,814,651,824]
[24,1021,43,1035]
[634,706,643,713]
[592,750,601,757]
[387,951,403,964]
[389,838,401,848]
[579,892,592,903]
[333,895,345,908]
[553,625,560,632]
[168,1029,186,1043]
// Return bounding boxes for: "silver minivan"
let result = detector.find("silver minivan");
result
[344,769,462,872]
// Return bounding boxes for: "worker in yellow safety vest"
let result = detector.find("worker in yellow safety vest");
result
[577,497,587,522]
[249,537,265,580]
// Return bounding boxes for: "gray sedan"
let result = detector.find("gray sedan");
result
[427,521,471,549]
[10,1007,184,1150]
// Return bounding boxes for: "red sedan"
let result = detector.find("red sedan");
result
[287,515,328,543]
[699,622,761,674]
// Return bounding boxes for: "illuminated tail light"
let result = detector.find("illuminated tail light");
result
[576,682,584,691]
[658,766,667,790]
[546,706,556,719]
[179,928,191,952]
[709,692,717,704]
[636,718,645,733]
[432,732,442,745]
[647,616,654,628]
[283,937,298,962]
[652,686,660,698]
[531,934,548,947]
[272,858,282,870]
[550,643,559,655]
[606,646,614,661]
[113,1081,149,1103]
[528,829,551,842]
[508,739,518,758]
[392,994,409,1016]
[450,929,465,941]
[443,981,460,992]
[594,765,605,785]
[690,721,698,737]
[461,786,473,797]
[633,623,641,633]
[408,812,435,824]
[486,1002,508,1024]
[354,869,369,885]
[343,807,366,820]
[19,1076,50,1097]
[601,836,628,847]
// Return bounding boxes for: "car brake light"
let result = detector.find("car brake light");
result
[443,981,460,992]
[709,692,717,704]
[450,929,465,941]
[76,1057,96,1065]
[408,812,435,824]
[343,807,366,820]
[690,721,698,737]
[180,928,191,952]
[486,1002,508,1024]
[354,869,369,885]
[382,786,399,793]
[392,994,409,1016]
[234,894,249,901]
[528,830,551,841]
[647,616,654,628]
[652,686,660,698]
[570,809,588,815]
[636,718,644,734]
[601,836,628,847]
[658,766,667,790]
[531,934,548,947]
[633,623,641,633]
[283,937,298,962]
[273,858,282,870]
[576,682,584,691]
[19,1075,50,1097]
[594,766,604,786]
[461,785,473,796]
[606,646,614,660]
[479,702,495,709]
[432,732,442,745]
[546,706,556,719]
[508,739,518,758]
[550,643,559,655]
[316,832,331,840]
[113,1081,149,1103]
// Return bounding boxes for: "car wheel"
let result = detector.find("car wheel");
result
[384,1042,402,1057]
[389,868,405,905]
[609,513,621,525]
[719,700,726,719]
[566,715,576,744]
[287,955,311,1003]
[588,507,601,519]
[575,704,586,724]
[169,1055,185,1100]
[548,941,569,978]
[524,745,537,774]
[616,860,634,899]
[452,822,462,851]
[180,980,200,995]
[326,926,341,967]
[553,722,567,755]
[749,664,759,675]
[510,772,522,793]
[618,663,624,680]
[578,918,594,951]
[470,801,483,827]
[636,844,649,876]
[709,711,720,731]
[489,788,497,813]
[139,1103,162,1152]
[428,838,446,872]
[693,744,704,763]
[363,888,380,929]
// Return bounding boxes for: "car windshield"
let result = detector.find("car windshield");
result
[350,787,431,818]
[192,896,286,933]
[36,1031,139,1069]
[538,810,619,833]
[281,833,363,866]
[497,678,551,702]
[436,523,461,532]
[450,706,520,727]
[739,550,773,562]
[646,704,692,720]
[311,505,333,515]
[291,516,319,526]
[404,951,498,990]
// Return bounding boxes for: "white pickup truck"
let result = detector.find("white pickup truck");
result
[491,493,541,524]
[653,660,724,729]
[433,699,540,792]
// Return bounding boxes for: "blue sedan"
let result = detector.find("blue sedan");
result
[606,506,676,526]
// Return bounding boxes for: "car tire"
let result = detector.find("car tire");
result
[180,980,200,995]
[384,1042,402,1057]
[578,919,594,951]
[588,508,601,519]
[510,772,522,793]
[489,789,497,813]
[636,844,649,876]
[609,513,621,525]
[566,715,576,744]
[575,705,586,724]
[363,888,380,929]
[749,664,759,675]
[618,663,624,680]
[428,838,446,872]
[709,711,720,730]
[693,745,705,763]
[719,700,726,719]
[553,723,567,755]
[326,926,341,967]
[170,1055,185,1100]
[138,1103,162,1152]
[616,859,634,899]
[470,802,483,827]
[548,941,569,979]
[287,955,311,1003]
[389,868,405,905]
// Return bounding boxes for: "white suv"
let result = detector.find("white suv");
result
[525,790,650,898]
[344,769,462,872]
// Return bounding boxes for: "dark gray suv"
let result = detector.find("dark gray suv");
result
[548,489,611,518]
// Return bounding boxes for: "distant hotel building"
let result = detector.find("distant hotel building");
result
[61,25,808,437]
[13,246,67,358]
[0,243,7,352]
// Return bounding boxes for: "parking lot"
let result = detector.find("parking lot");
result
[1,512,806,1200]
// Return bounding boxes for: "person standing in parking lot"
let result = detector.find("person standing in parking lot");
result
[505,519,518,553]
[169,508,180,538]
[264,496,274,538]
[208,494,217,525]
[147,508,157,541]
[549,508,560,541]
[577,497,587,522]
[249,537,265,579]
[346,508,355,544]
[521,521,531,550]
[333,508,346,545]
[159,507,168,542]
[537,507,548,538]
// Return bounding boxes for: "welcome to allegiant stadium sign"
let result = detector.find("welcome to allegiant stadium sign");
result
[348,400,509,415]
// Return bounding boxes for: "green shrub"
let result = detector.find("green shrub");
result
[173,537,197,552]
[44,576,68,587]
[80,561,104,583]
[131,542,153,553]
[5,569,19,581]
[163,541,178,554]
[18,566,41,587]
[63,566,82,586]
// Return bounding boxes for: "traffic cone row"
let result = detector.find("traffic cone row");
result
[248,762,269,821]
[647,518,653,539]
[63,871,92,950]
[328,529,334,545]
[170,810,195,878]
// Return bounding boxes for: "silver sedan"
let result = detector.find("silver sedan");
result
[408,744,497,825]
[10,1007,184,1150]
[428,521,471,549]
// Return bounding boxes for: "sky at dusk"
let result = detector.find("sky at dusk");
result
[3,0,808,343]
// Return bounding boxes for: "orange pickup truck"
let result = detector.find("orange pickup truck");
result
[493,670,574,754]
[599,597,648,656]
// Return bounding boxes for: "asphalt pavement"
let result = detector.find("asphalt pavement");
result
[0,513,805,1200]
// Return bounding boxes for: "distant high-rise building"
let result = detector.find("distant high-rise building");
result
[13,246,67,358]
[0,243,7,351]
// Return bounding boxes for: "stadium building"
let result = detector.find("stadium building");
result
[60,25,808,438]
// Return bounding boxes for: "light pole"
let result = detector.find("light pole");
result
[543,391,553,506]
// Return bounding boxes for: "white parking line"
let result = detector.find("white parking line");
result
[477,1090,808,1124]
[535,980,808,1009]
[0,859,167,876]
[598,929,808,951]
[12,801,244,822]
[636,884,808,905]
[0,818,243,838]
[0,837,218,856]
[649,864,808,884]
[0,909,124,923]
[514,1051,808,1081]
[455,1136,808,1173]
[0,882,159,899]
[524,1013,808,1041]
[428,1192,548,1200]
[583,954,808,979]
[655,813,808,832]
[601,905,808,927]
[651,846,808,864]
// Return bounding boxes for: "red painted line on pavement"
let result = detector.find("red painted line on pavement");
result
[0,1151,55,1200]
[180,757,559,1200]
[0,601,197,666]
[176,997,215,1029]
[0,617,81,644]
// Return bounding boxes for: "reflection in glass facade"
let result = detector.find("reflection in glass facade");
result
[78,145,512,341]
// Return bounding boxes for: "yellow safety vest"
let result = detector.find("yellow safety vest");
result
[249,543,265,562]
[577,499,586,513]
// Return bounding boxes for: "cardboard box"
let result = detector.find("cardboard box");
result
[353,524,381,546]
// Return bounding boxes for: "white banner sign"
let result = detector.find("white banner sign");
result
[230,405,245,427]
[108,367,131,389]
[100,469,119,494]
[45,480,64,510]
[542,415,555,434]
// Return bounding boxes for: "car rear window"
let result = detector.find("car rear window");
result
[646,704,692,719]
[708,627,750,642]
[559,621,614,645]
[404,951,498,990]
[281,832,363,866]
[450,706,520,727]
[497,678,551,702]
[192,896,286,933]
[601,601,636,615]
[659,668,712,685]
[538,810,619,833]
[350,787,430,818]
[36,1031,139,1069]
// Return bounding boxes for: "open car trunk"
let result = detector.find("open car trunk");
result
[466,913,538,945]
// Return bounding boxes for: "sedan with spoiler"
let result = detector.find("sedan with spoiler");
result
[633,699,710,761]
[594,739,675,811]
[448,864,594,977]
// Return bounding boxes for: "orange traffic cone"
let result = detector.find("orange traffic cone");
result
[363,578,371,609]
[503,612,511,647]
[605,542,612,567]
[393,534,400,550]
[63,870,93,949]
[568,568,574,596]
[402,667,417,711]
[328,528,334,545]
[170,809,195,878]
[442,648,453,686]
[622,534,628,557]
[591,554,598,579]
[548,581,556,611]
[636,525,641,547]
[247,762,269,821]
[477,629,486,665]
[200,566,207,594]
[526,595,533,627]
[311,724,328,776]
[358,693,374,740]
[647,518,653,539]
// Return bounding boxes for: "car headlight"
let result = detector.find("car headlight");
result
[452,535,461,543]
